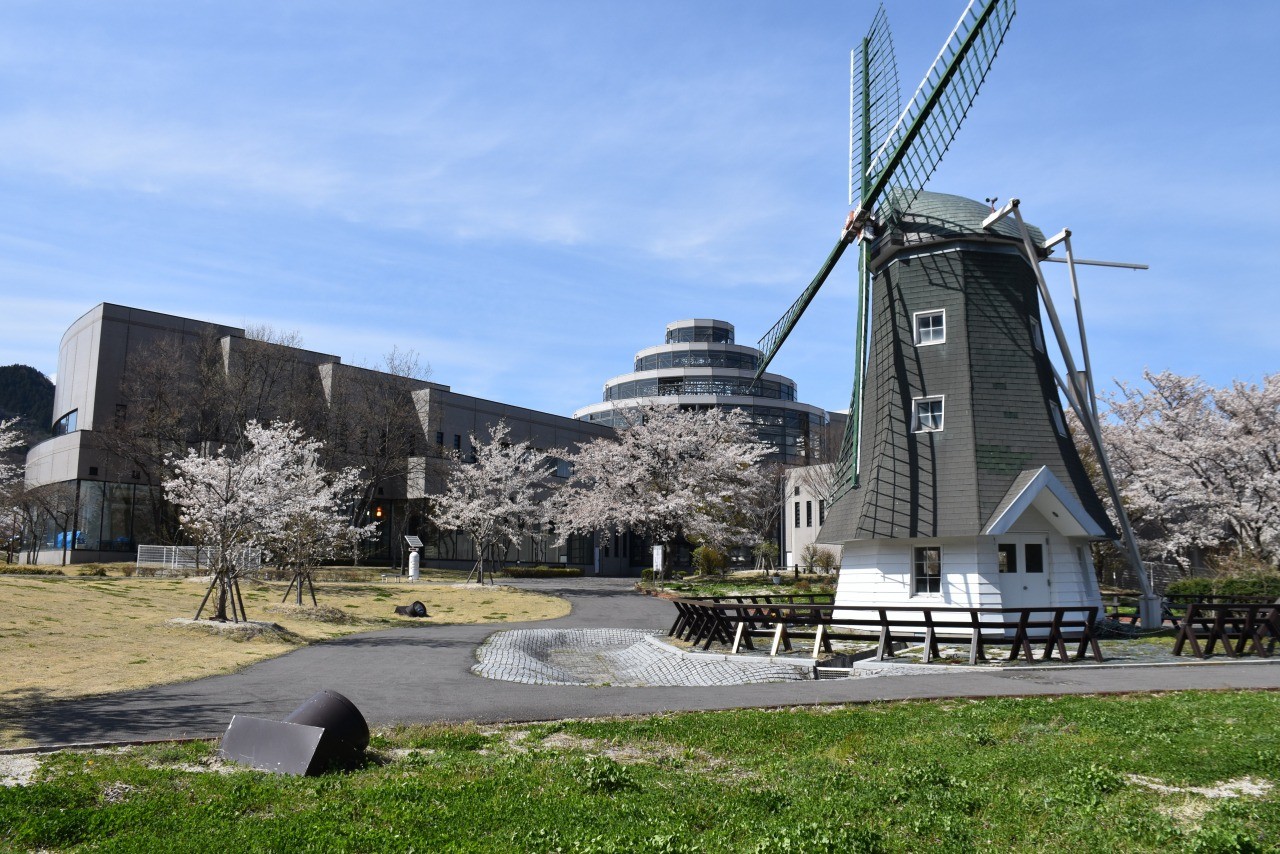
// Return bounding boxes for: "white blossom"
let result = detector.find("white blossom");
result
[164,420,374,619]
[0,418,22,489]
[429,420,558,583]
[1100,370,1280,567]
[554,404,771,561]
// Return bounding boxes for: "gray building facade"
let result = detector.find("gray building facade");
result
[23,303,624,571]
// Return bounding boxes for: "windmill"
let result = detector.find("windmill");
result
[755,0,1162,627]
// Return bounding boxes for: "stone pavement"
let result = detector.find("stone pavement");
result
[472,628,810,686]
[7,578,1280,749]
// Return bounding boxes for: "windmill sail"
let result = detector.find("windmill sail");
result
[755,0,1015,384]
[861,0,1015,229]
[851,5,900,208]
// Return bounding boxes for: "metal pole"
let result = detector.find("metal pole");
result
[1007,203,1160,628]
[1063,233,1101,424]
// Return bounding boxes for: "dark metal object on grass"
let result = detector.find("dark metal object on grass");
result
[219,689,370,775]
[394,601,429,618]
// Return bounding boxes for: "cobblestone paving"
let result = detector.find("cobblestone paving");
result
[473,628,811,687]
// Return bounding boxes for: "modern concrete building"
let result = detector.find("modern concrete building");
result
[573,319,831,466]
[820,191,1111,614]
[23,303,626,571]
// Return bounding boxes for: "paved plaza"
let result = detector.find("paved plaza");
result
[473,628,810,686]
[6,578,1280,750]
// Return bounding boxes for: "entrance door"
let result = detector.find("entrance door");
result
[996,537,1051,610]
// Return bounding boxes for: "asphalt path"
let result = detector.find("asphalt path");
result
[11,578,1280,748]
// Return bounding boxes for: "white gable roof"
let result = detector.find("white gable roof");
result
[982,466,1108,538]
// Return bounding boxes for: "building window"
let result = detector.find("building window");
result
[1026,543,1045,573]
[913,309,946,346]
[805,501,812,527]
[1050,402,1068,438]
[435,431,444,446]
[1031,317,1045,352]
[818,499,826,526]
[52,409,78,437]
[911,396,944,432]
[998,543,1018,573]
[794,502,801,528]
[453,434,462,450]
[913,546,942,595]
[115,404,127,422]
[794,486,800,496]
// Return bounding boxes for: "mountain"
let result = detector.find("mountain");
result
[0,364,54,431]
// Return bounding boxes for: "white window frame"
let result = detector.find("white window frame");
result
[1030,316,1045,353]
[912,545,943,597]
[911,395,945,433]
[913,309,946,347]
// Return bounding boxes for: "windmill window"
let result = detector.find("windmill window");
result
[805,501,813,527]
[1050,402,1068,438]
[794,501,801,528]
[913,546,942,595]
[911,396,944,432]
[913,309,946,346]
[1030,317,1045,352]
[998,543,1018,573]
[819,499,826,526]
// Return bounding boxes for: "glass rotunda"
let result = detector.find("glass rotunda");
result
[573,319,830,466]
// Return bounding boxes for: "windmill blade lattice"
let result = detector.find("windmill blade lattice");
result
[862,0,1015,228]
[850,4,900,207]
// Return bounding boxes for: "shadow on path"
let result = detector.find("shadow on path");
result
[8,578,1280,748]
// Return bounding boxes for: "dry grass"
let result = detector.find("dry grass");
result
[0,575,568,746]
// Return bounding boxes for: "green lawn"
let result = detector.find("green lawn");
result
[3,691,1277,852]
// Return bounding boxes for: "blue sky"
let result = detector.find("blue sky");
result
[1,1,1276,418]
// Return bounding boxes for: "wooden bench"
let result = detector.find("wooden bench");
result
[1172,602,1279,658]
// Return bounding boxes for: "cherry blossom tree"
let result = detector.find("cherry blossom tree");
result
[1099,370,1280,568]
[165,420,373,621]
[253,425,377,606]
[429,420,558,584]
[554,404,770,580]
[1,419,25,562]
[0,418,22,488]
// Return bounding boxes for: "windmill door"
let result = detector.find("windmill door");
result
[996,537,1051,611]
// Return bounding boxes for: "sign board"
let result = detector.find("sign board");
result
[403,535,423,549]
[652,545,664,575]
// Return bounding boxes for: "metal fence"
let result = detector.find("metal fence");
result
[136,544,263,574]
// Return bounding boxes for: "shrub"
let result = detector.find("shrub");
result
[0,566,64,576]
[690,544,728,576]
[814,548,840,574]
[501,565,583,578]
[1167,570,1280,599]
[1164,578,1214,598]
[640,568,654,582]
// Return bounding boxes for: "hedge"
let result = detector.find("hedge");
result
[501,565,584,578]
[1165,571,1280,599]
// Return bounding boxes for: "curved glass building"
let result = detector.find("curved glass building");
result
[573,318,830,466]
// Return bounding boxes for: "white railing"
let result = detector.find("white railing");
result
[136,544,263,574]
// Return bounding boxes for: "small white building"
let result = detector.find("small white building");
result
[782,464,843,572]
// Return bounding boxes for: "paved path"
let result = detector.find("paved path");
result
[10,579,1280,748]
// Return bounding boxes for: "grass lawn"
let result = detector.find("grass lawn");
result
[1,691,1276,852]
[0,574,569,747]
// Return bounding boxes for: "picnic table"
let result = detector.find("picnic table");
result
[1172,602,1279,658]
